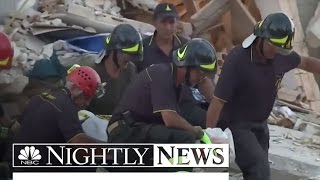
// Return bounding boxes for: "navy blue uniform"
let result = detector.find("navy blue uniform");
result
[135,32,207,127]
[12,88,91,173]
[109,63,195,144]
[15,88,83,143]
[107,63,194,172]
[135,32,187,72]
[214,45,301,180]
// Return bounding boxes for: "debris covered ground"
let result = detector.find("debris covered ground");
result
[0,0,320,179]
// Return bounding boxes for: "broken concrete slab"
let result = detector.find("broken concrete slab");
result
[25,34,47,54]
[277,87,302,103]
[29,24,95,43]
[85,0,105,9]
[268,125,320,178]
[297,121,320,136]
[0,0,21,24]
[49,12,155,35]
[230,125,320,179]
[191,0,231,35]
[306,1,320,48]
[67,1,96,19]
[0,75,29,96]
[126,0,158,12]
[0,66,29,96]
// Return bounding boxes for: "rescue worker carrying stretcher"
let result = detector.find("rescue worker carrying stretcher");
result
[107,38,217,144]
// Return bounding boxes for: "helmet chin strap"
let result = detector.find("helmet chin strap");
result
[259,39,265,57]
[112,50,120,69]
[259,39,274,62]
[185,67,192,87]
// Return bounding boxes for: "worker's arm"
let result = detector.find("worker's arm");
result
[149,66,203,138]
[161,111,202,139]
[198,76,215,103]
[206,97,225,128]
[206,50,240,128]
[298,55,320,74]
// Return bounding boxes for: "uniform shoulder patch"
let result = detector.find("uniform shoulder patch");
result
[38,91,62,112]
[40,92,56,101]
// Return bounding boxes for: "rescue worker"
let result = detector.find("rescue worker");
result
[15,66,105,143]
[107,38,217,172]
[87,24,143,115]
[11,66,107,173]
[207,12,320,180]
[108,38,217,144]
[135,3,214,128]
[135,3,188,72]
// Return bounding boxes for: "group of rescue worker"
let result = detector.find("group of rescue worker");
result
[1,2,320,180]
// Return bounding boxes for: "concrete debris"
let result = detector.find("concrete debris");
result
[38,0,66,14]
[67,1,96,19]
[0,68,28,96]
[0,0,155,96]
[0,73,28,96]
[84,26,97,33]
[230,124,320,179]
[0,1,318,179]
[267,125,320,179]
[297,121,320,136]
[125,0,158,12]
[269,103,320,136]
[66,0,122,18]
[306,1,320,48]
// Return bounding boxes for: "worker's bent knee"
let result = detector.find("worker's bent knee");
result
[238,156,270,180]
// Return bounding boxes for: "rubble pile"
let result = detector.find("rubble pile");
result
[306,1,320,49]
[0,0,155,96]
[162,0,320,137]
[0,0,319,178]
[0,0,319,136]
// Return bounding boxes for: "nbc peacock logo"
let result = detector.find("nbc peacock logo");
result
[18,146,42,165]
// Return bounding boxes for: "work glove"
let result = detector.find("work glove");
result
[194,126,217,156]
[199,131,212,144]
[194,126,212,144]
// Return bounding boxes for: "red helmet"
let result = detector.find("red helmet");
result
[0,32,14,69]
[67,66,102,98]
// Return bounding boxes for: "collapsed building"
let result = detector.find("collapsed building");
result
[0,0,319,179]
